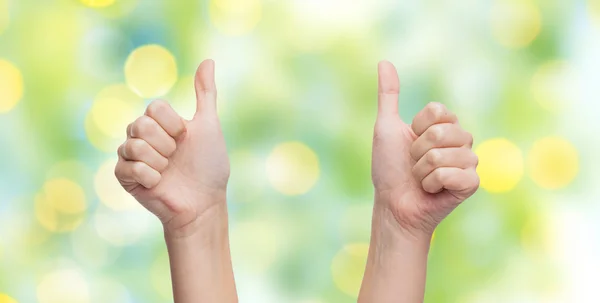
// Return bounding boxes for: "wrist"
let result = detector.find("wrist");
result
[163,194,229,240]
[374,189,438,240]
[370,202,432,253]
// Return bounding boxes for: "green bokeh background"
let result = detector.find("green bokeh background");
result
[1,0,600,302]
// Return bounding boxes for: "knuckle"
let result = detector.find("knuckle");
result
[465,131,474,146]
[132,116,154,137]
[473,174,481,188]
[426,102,445,121]
[129,139,147,158]
[146,100,167,116]
[433,168,445,182]
[426,149,442,166]
[426,124,445,142]
[131,162,145,177]
[471,152,479,166]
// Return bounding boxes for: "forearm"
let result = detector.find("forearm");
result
[358,197,431,303]
[164,202,238,303]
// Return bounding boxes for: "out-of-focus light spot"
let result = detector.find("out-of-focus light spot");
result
[590,0,600,23]
[85,113,118,153]
[90,84,144,138]
[475,138,523,193]
[124,45,177,98]
[95,158,140,211]
[0,294,18,303]
[331,243,369,298]
[150,252,172,299]
[71,222,121,269]
[266,142,320,196]
[288,0,384,52]
[340,203,372,242]
[521,213,557,259]
[210,0,262,36]
[94,204,155,246]
[491,1,542,48]
[528,137,578,189]
[0,59,23,113]
[79,0,116,8]
[35,179,87,233]
[531,61,581,113]
[0,0,8,35]
[86,84,144,152]
[231,219,285,273]
[37,269,90,303]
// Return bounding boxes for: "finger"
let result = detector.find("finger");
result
[412,147,479,182]
[194,59,217,115]
[411,102,457,136]
[377,60,400,118]
[422,167,479,196]
[115,159,161,189]
[145,100,186,138]
[129,116,177,157]
[119,139,169,172]
[410,123,473,161]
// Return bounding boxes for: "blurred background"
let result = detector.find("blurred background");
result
[1,0,599,302]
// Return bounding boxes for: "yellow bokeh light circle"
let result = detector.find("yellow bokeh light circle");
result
[37,269,90,303]
[79,0,115,7]
[475,138,523,193]
[95,158,141,211]
[528,137,578,189]
[521,212,557,259]
[35,178,87,233]
[90,84,144,138]
[531,61,579,113]
[210,0,262,36]
[331,243,369,298]
[0,294,18,303]
[125,45,178,98]
[0,59,24,113]
[491,0,542,48]
[266,141,320,195]
[86,84,144,152]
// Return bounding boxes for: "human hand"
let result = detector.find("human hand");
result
[371,61,479,238]
[114,59,230,237]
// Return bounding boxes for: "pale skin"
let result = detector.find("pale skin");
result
[114,60,238,303]
[358,61,479,302]
[114,59,478,302]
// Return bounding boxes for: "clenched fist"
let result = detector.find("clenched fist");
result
[115,60,230,237]
[371,61,479,236]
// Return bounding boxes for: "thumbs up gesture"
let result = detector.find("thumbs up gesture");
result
[115,60,230,237]
[372,61,480,237]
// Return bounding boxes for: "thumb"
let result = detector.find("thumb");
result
[377,60,400,118]
[194,59,217,116]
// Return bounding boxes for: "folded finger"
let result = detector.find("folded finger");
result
[412,147,479,182]
[119,139,169,172]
